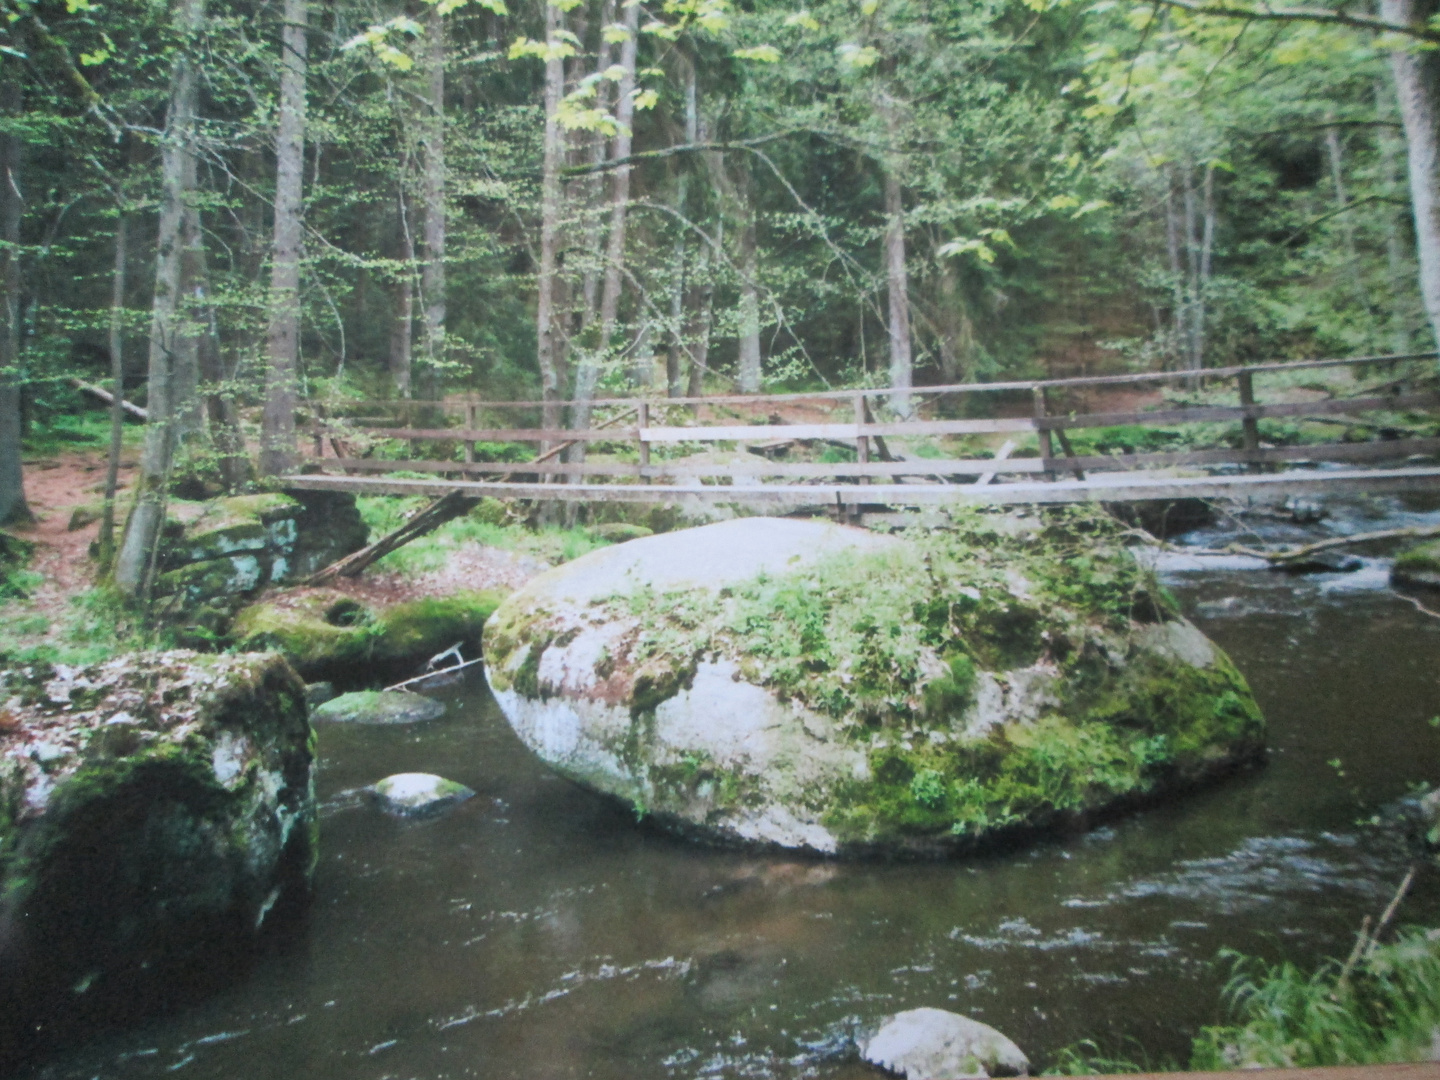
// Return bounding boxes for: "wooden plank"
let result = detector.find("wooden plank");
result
[1048,437,1440,474]
[325,350,1438,411]
[1039,392,1440,432]
[314,456,1048,479]
[640,417,1036,442]
[324,426,640,443]
[975,439,1016,485]
[1076,1065,1440,1080]
[284,465,1440,506]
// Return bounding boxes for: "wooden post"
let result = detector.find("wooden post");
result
[854,394,871,484]
[464,402,477,464]
[1238,370,1262,473]
[1033,386,1054,480]
[638,400,651,483]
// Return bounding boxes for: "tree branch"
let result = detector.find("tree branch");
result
[1150,0,1440,43]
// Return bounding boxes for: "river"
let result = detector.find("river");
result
[21,494,1440,1078]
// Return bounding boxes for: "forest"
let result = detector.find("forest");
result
[2,0,1440,545]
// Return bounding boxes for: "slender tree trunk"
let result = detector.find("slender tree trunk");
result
[0,52,28,526]
[391,186,414,396]
[260,0,308,476]
[576,0,615,347]
[1377,79,1416,355]
[535,0,565,461]
[192,225,248,488]
[1383,0,1440,351]
[1181,162,1202,372]
[667,57,697,398]
[1324,118,1367,306]
[1163,165,1185,368]
[883,168,913,415]
[99,210,128,566]
[737,171,762,393]
[1195,162,1216,372]
[115,0,205,595]
[572,0,639,426]
[417,6,446,403]
[936,257,972,383]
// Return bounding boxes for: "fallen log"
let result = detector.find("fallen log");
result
[69,377,146,420]
[1185,522,1440,564]
[303,489,478,586]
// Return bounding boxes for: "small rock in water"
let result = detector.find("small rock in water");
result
[858,1008,1029,1078]
[312,690,445,725]
[1284,497,1326,524]
[367,773,474,817]
[304,681,336,708]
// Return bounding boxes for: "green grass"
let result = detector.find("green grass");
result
[355,496,608,575]
[0,586,165,666]
[21,407,144,459]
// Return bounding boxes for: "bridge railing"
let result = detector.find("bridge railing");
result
[297,352,1440,496]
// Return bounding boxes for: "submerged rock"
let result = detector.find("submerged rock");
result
[229,587,503,685]
[484,512,1264,856]
[1277,552,1363,575]
[367,772,474,816]
[859,1008,1029,1078]
[1392,539,1440,591]
[313,690,445,725]
[0,650,316,1058]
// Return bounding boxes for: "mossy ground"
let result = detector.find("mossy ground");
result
[507,506,1263,850]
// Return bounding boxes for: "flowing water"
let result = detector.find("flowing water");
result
[23,494,1440,1079]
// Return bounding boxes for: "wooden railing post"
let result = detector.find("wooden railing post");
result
[1033,386,1054,480]
[638,401,651,483]
[854,394,871,484]
[1238,369,1262,473]
[464,402,478,465]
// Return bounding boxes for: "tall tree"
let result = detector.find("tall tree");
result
[1383,0,1440,350]
[535,0,566,458]
[416,3,446,402]
[260,0,309,476]
[0,45,28,526]
[115,0,205,594]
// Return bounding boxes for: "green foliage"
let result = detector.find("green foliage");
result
[1192,932,1440,1068]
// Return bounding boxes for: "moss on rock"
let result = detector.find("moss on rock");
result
[1392,539,1440,591]
[229,588,504,685]
[0,650,315,1060]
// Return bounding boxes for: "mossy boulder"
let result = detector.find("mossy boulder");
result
[591,522,654,543]
[229,587,505,685]
[1392,539,1440,590]
[484,511,1264,857]
[0,650,316,1059]
[313,690,445,724]
[367,773,474,817]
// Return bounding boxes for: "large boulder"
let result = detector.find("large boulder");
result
[859,1008,1029,1078]
[483,512,1264,856]
[0,650,316,1058]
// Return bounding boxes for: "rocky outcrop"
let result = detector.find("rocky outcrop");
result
[484,512,1265,856]
[229,587,503,685]
[151,490,368,642]
[859,1008,1029,1078]
[0,650,316,1059]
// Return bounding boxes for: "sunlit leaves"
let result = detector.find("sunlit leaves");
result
[734,44,782,61]
[783,9,820,31]
[631,87,659,109]
[601,22,631,43]
[341,19,424,70]
[836,42,880,68]
[508,35,577,61]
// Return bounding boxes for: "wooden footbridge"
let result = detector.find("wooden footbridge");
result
[284,352,1440,512]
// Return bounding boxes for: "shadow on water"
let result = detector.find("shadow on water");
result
[21,493,1440,1079]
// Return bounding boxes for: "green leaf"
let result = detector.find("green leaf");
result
[836,42,880,68]
[602,23,631,42]
[632,88,660,110]
[734,44,782,62]
[641,19,681,39]
[937,237,996,263]
[784,9,821,30]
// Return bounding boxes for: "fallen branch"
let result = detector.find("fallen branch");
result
[304,489,479,586]
[1183,523,1440,564]
[533,406,640,467]
[70,377,146,421]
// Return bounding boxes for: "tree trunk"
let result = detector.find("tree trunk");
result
[667,56,697,398]
[572,0,639,427]
[99,210,128,567]
[192,223,248,488]
[737,174,762,393]
[417,6,446,403]
[883,168,913,415]
[1383,0,1440,352]
[535,0,565,461]
[1163,165,1185,368]
[115,0,205,595]
[260,0,308,476]
[0,51,28,527]
[1377,79,1416,355]
[1195,162,1216,372]
[390,186,414,396]
[1324,118,1367,306]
